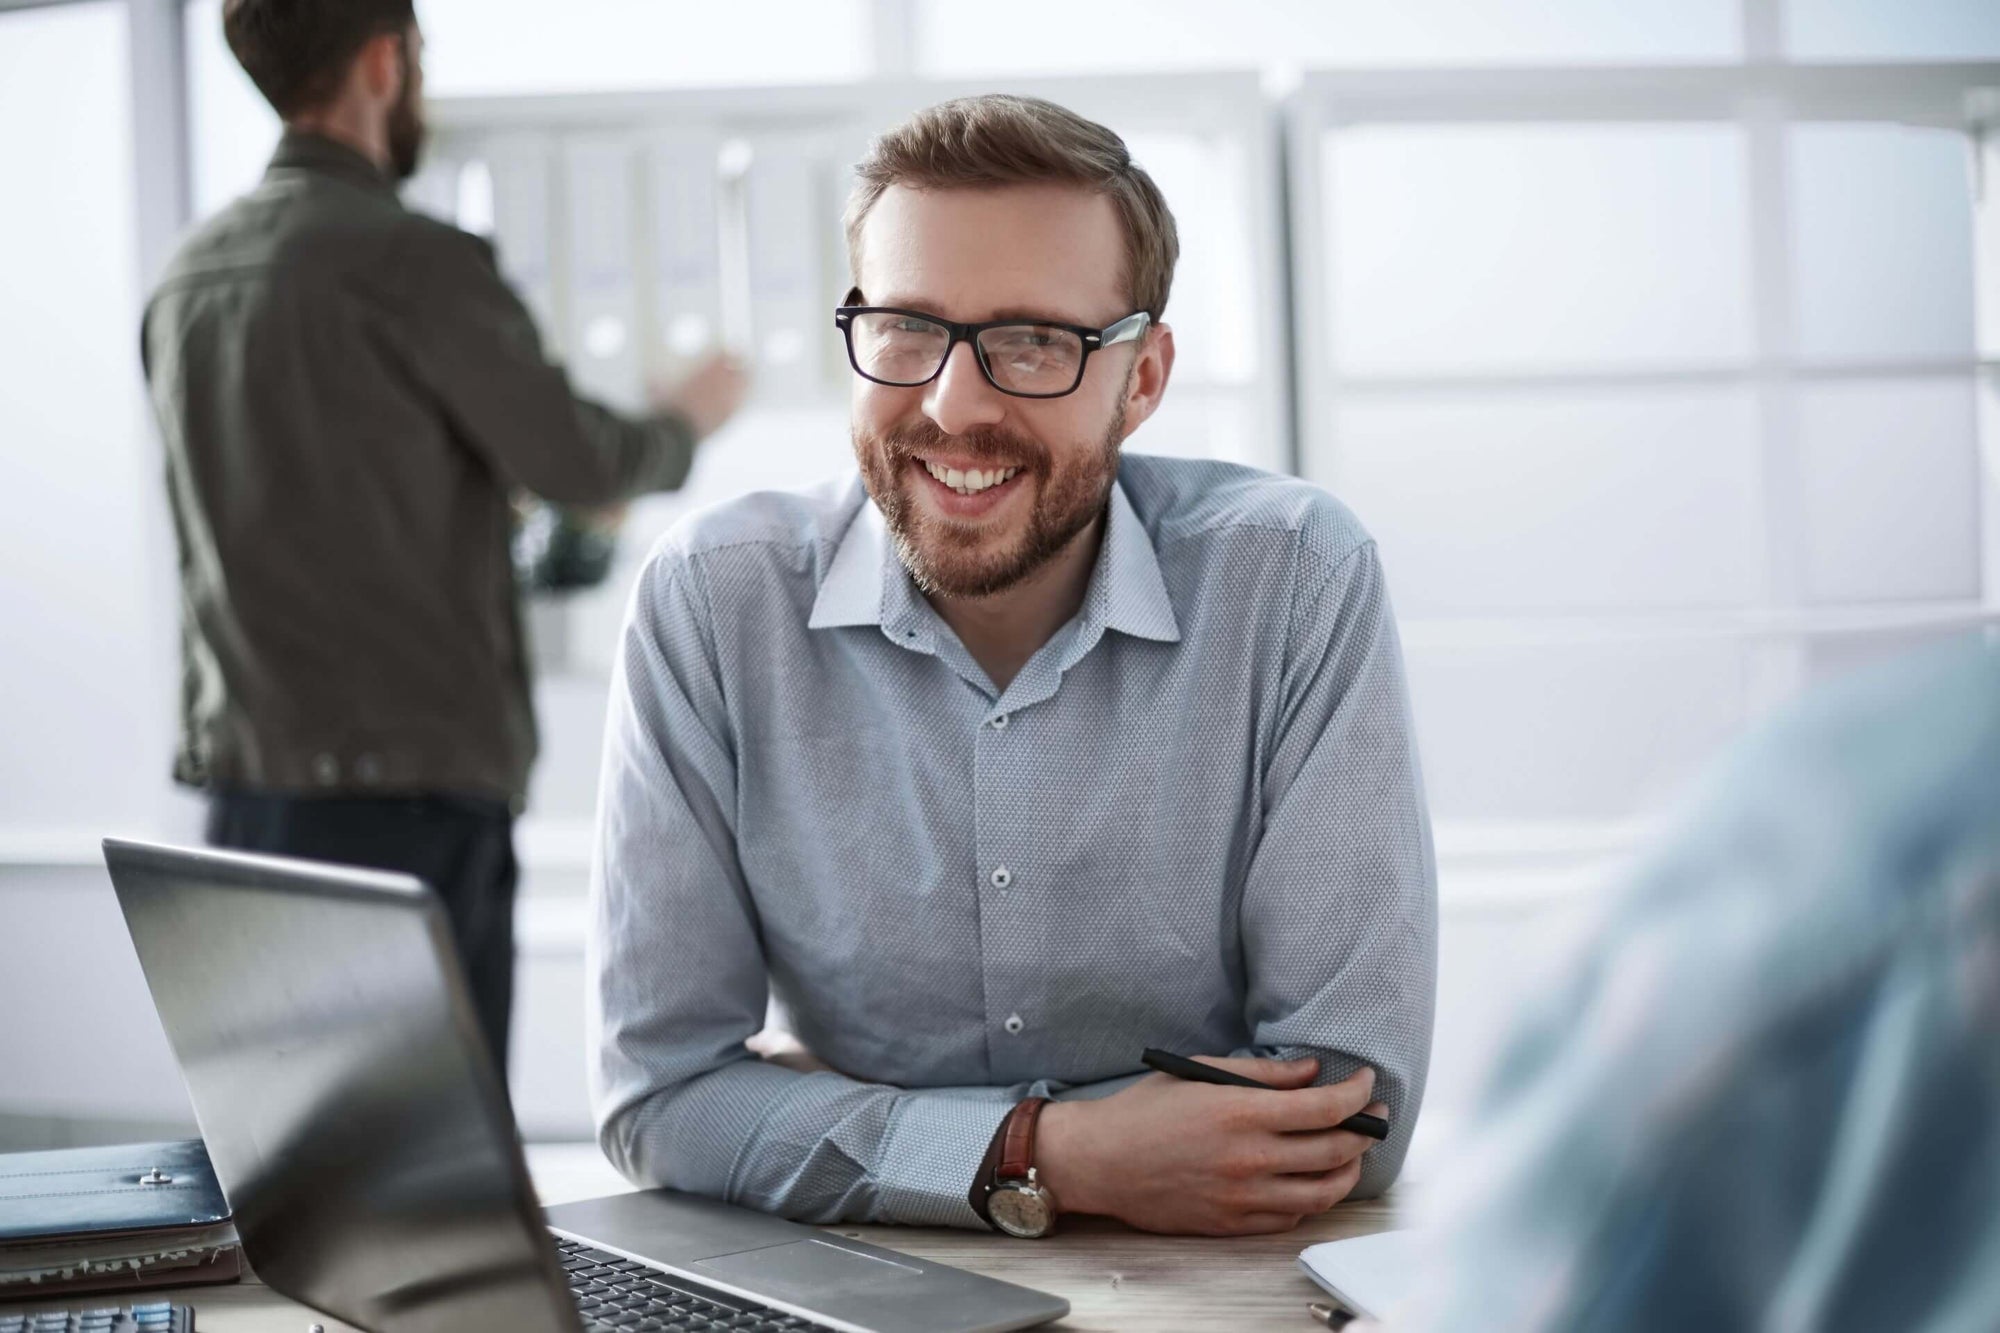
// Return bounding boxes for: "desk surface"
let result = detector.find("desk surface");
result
[4,1144,1406,1333]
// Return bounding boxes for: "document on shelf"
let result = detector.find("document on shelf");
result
[1297,1229,1418,1320]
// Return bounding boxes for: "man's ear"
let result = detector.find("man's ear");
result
[357,30,404,102]
[1118,322,1175,440]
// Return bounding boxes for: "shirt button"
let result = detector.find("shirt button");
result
[990,712,1009,730]
[312,753,339,785]
[1003,1014,1025,1034]
[989,865,1012,890]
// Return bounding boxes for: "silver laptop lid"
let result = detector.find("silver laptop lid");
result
[102,837,579,1333]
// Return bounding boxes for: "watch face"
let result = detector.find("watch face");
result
[989,1184,1055,1238]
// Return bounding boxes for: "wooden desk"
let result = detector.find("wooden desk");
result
[2,1144,1404,1333]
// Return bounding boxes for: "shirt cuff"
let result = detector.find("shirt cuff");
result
[875,1092,1016,1228]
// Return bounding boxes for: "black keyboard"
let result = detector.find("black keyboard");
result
[553,1236,835,1333]
[0,1302,193,1333]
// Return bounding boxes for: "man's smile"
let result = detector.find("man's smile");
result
[909,455,1030,517]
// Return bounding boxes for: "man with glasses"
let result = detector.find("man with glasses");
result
[591,95,1435,1236]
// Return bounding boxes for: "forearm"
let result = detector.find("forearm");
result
[598,1056,1014,1228]
[553,399,697,504]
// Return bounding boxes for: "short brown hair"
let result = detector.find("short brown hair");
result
[844,95,1180,322]
[222,0,415,118]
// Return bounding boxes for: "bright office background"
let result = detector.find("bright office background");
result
[3,1,1999,1162]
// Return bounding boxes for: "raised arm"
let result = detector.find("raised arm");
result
[381,221,734,506]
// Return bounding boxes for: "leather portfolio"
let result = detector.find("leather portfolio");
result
[0,1140,240,1299]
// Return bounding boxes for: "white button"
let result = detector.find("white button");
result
[312,753,339,785]
[1003,1014,1025,1034]
[990,713,1009,730]
[990,865,1012,890]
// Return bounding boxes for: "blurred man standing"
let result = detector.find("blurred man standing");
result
[141,0,746,1076]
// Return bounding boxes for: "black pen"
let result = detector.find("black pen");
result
[1141,1048,1391,1141]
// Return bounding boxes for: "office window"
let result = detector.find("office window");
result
[1786,0,2000,61]
[184,0,279,218]
[1325,125,1753,376]
[1335,387,1763,615]
[1294,59,1996,833]
[1797,378,1981,604]
[1788,124,1977,363]
[1405,640,1752,821]
[0,2,157,832]
[918,0,1742,74]
[417,0,868,96]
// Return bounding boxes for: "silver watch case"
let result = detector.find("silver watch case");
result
[988,1167,1058,1238]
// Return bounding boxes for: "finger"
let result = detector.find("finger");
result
[1222,1212,1309,1236]
[1257,1066,1378,1132]
[1259,1125,1374,1175]
[1239,1157,1362,1217]
[1188,1054,1319,1089]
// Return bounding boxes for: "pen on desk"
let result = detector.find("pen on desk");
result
[1140,1048,1391,1141]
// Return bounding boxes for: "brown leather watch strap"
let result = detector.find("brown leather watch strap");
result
[996,1097,1048,1182]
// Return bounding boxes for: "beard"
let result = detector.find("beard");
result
[387,42,426,181]
[854,389,1128,601]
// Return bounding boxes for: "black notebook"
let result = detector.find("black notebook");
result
[0,1141,239,1300]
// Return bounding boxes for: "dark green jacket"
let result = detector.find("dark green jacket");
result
[142,132,696,805]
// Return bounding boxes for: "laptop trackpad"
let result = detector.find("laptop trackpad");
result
[694,1239,922,1301]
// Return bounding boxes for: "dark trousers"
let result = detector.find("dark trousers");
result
[205,791,518,1082]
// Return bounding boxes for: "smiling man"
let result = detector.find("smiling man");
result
[590,95,1436,1236]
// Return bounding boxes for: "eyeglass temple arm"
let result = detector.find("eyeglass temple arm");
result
[1096,312,1152,347]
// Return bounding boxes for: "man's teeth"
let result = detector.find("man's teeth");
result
[921,460,1020,495]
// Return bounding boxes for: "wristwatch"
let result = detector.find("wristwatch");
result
[984,1097,1059,1239]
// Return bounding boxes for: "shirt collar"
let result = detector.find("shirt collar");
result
[266,130,398,197]
[807,473,1181,646]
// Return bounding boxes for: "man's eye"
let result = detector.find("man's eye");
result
[890,318,940,336]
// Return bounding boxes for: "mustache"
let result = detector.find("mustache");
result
[879,420,1047,470]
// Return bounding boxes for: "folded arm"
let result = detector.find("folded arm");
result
[1234,538,1437,1198]
[589,553,1014,1227]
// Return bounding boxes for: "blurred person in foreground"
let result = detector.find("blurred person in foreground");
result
[590,95,1434,1236]
[141,0,748,1077]
[1385,634,2000,1331]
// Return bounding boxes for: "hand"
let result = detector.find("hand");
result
[650,351,750,441]
[572,502,628,535]
[1035,1057,1386,1236]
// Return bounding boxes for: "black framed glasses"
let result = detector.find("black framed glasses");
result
[834,305,1151,399]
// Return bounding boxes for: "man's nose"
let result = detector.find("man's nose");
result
[922,340,1006,437]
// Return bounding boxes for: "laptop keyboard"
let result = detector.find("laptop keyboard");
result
[554,1236,838,1333]
[0,1303,193,1333]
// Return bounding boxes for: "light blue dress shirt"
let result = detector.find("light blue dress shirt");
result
[588,454,1436,1227]
[1405,636,2000,1331]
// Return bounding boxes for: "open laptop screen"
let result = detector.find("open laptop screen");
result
[103,837,578,1333]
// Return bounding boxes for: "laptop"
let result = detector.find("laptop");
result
[102,837,1068,1333]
